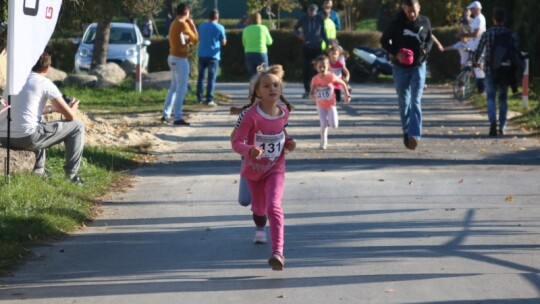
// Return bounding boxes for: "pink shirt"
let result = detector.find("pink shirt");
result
[329,60,345,90]
[311,73,340,108]
[232,104,290,181]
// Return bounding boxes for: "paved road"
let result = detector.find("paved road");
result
[1,83,539,303]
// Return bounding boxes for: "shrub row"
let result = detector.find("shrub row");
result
[44,27,473,83]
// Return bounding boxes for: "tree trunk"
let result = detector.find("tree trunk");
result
[91,20,111,70]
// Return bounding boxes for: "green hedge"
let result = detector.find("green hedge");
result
[146,29,382,82]
[44,27,496,83]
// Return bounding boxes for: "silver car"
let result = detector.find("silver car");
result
[74,22,151,73]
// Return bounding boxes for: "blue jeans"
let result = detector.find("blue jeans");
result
[484,75,508,130]
[392,63,426,138]
[245,52,268,78]
[197,57,219,103]
[163,55,189,120]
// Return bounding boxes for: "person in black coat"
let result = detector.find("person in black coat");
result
[380,0,433,150]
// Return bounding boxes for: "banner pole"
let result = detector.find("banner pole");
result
[5,95,11,183]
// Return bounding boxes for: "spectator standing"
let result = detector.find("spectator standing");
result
[320,0,341,30]
[380,0,433,150]
[0,52,86,183]
[321,9,336,51]
[242,12,273,78]
[197,9,226,107]
[474,7,522,136]
[463,1,486,93]
[294,4,328,98]
[161,3,199,126]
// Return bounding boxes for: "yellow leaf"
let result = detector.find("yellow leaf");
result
[505,196,514,202]
[519,147,527,151]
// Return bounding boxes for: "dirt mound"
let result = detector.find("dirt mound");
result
[1,109,165,174]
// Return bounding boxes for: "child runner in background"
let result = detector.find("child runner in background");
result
[231,65,296,271]
[310,55,350,150]
[327,46,350,103]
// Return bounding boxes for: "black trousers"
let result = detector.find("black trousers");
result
[303,46,323,93]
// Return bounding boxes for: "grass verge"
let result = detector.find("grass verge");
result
[0,142,145,275]
[469,84,540,133]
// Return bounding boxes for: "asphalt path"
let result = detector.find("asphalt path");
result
[1,82,539,303]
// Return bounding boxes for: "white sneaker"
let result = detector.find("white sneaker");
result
[253,230,267,244]
[207,101,217,107]
[319,144,327,150]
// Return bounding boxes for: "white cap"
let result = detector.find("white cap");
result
[467,1,482,9]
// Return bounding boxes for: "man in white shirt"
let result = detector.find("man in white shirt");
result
[0,52,85,183]
[464,1,486,93]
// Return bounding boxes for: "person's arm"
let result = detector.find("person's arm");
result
[432,34,444,52]
[380,21,398,56]
[333,75,350,103]
[309,78,316,100]
[293,16,304,39]
[49,96,80,121]
[341,64,350,83]
[473,33,486,67]
[332,10,341,30]
[265,26,273,46]
[184,18,199,44]
[220,25,227,46]
[320,16,328,46]
[232,113,261,159]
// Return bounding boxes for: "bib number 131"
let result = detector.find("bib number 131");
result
[254,132,285,159]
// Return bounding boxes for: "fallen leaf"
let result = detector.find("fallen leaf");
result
[458,128,464,131]
[378,179,385,182]
[447,130,453,134]
[479,148,487,153]
[505,196,514,202]
[408,180,414,185]
[519,147,527,151]
[458,179,464,184]
[233,180,238,184]
[385,288,395,293]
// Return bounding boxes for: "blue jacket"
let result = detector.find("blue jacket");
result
[319,9,341,30]
[294,14,328,50]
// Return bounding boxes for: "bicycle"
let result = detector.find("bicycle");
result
[452,47,481,101]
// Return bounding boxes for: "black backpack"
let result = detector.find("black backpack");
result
[491,30,525,88]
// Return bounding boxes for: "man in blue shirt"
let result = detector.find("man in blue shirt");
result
[320,0,341,30]
[197,9,227,106]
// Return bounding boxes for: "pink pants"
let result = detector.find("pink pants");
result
[248,172,285,255]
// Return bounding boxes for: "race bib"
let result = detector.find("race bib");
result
[254,131,286,159]
[315,87,332,101]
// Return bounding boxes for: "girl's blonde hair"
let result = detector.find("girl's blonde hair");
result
[244,64,293,112]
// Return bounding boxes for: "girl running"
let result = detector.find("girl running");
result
[231,65,296,271]
[327,46,350,103]
[310,55,350,150]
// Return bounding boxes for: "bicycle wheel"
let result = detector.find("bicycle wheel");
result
[452,68,477,101]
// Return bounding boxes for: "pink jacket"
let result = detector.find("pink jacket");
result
[232,105,290,181]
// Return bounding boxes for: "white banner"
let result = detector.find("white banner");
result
[7,0,63,96]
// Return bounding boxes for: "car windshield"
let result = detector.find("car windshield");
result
[82,26,137,45]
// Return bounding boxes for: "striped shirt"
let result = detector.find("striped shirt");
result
[474,26,519,76]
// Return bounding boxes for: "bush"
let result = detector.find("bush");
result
[429,27,462,81]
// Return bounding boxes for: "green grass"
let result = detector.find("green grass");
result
[470,87,540,132]
[0,146,142,274]
[61,79,228,113]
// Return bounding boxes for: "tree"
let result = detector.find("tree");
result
[247,0,299,29]
[123,0,164,36]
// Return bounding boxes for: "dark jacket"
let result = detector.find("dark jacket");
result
[380,11,433,67]
[294,14,328,50]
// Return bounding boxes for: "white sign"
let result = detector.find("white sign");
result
[7,0,63,95]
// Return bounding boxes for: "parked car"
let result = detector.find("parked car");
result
[73,22,151,73]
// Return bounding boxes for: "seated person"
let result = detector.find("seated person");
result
[0,52,86,183]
